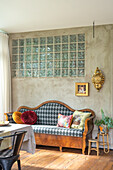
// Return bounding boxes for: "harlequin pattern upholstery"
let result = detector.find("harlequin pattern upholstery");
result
[18,102,74,126]
[32,125,83,137]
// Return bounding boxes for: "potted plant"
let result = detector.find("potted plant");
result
[95,109,113,133]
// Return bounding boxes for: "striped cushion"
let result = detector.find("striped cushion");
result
[32,125,83,137]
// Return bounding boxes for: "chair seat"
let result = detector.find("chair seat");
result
[32,125,83,137]
[88,138,99,156]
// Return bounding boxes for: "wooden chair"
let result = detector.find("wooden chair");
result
[0,138,3,147]
[88,139,99,156]
[0,131,27,170]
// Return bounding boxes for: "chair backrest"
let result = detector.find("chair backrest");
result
[0,131,26,157]
[18,101,74,125]
[0,137,3,146]
[13,131,27,156]
[17,101,95,126]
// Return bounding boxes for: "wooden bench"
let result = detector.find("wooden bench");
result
[5,100,95,154]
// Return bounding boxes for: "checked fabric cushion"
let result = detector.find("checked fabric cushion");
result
[5,113,15,123]
[32,125,83,137]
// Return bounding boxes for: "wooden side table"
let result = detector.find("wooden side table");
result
[97,133,109,153]
[88,139,99,156]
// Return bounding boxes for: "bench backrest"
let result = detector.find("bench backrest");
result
[5,100,95,126]
[17,100,94,126]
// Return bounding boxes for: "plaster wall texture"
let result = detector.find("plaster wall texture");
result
[9,24,113,148]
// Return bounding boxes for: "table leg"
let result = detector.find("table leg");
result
[104,134,109,153]
[102,134,106,153]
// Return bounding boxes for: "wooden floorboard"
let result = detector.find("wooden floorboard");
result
[12,146,113,170]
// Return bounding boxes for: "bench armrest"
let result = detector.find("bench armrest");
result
[83,115,95,135]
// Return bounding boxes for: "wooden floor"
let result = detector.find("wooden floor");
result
[12,146,113,170]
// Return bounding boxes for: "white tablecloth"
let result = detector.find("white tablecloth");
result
[0,123,36,154]
[0,131,11,151]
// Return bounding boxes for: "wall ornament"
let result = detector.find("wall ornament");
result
[92,67,104,91]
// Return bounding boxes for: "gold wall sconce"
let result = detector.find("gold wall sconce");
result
[92,67,104,91]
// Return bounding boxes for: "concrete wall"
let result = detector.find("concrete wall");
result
[9,24,113,148]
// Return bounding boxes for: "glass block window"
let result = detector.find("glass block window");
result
[11,34,85,78]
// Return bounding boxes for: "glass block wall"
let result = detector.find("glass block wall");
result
[11,34,85,78]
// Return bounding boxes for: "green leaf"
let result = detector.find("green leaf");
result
[95,109,113,130]
[101,109,105,120]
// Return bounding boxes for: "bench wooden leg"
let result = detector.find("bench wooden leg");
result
[59,147,62,152]
[82,134,86,155]
[82,147,85,155]
[88,141,91,155]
